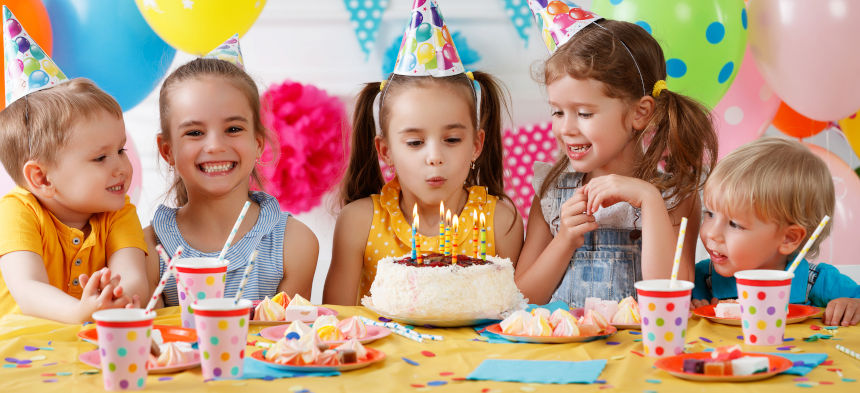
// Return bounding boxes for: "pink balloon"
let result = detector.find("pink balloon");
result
[749,0,860,121]
[125,134,142,204]
[713,48,780,160]
[805,144,860,266]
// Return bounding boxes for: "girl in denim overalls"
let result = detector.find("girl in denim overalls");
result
[516,4,717,307]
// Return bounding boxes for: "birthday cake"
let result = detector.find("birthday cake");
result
[361,253,527,320]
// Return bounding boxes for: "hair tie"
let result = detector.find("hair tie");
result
[379,80,387,91]
[652,80,667,97]
[465,71,474,80]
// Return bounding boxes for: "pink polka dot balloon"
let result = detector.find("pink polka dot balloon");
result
[712,48,780,159]
[502,122,558,221]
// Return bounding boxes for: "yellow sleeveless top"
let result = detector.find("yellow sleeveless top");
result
[360,179,498,298]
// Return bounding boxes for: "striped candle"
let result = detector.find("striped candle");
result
[217,201,251,262]
[472,210,478,259]
[479,212,487,260]
[411,204,418,262]
[444,209,452,257]
[234,250,258,304]
[452,214,459,265]
[438,201,445,252]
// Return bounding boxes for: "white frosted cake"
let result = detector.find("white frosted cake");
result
[361,253,527,320]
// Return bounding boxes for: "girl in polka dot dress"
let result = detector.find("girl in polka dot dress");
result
[143,52,318,308]
[324,2,523,306]
[516,6,718,307]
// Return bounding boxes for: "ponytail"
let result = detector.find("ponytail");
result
[339,82,385,206]
[468,71,510,201]
[638,89,717,208]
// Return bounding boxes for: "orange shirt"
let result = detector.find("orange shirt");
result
[0,187,147,316]
[360,179,498,298]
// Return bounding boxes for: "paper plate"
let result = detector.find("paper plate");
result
[654,352,793,382]
[570,308,640,330]
[259,325,390,345]
[79,349,200,374]
[249,306,339,326]
[78,325,197,346]
[693,304,820,326]
[485,323,617,343]
[363,301,498,327]
[249,348,385,372]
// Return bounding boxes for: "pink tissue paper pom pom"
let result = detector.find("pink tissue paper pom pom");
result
[257,80,350,214]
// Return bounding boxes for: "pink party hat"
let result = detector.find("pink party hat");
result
[3,5,68,105]
[392,0,464,77]
[528,0,601,53]
[204,33,244,69]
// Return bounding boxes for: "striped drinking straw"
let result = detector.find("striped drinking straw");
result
[217,201,251,262]
[669,217,688,288]
[787,215,830,274]
[233,250,258,304]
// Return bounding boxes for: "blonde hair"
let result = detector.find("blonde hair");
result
[158,58,273,206]
[704,137,835,258]
[0,78,123,186]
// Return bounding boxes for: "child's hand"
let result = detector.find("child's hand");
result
[78,270,134,321]
[823,297,860,326]
[557,188,598,249]
[125,294,141,309]
[582,175,661,215]
[691,297,717,310]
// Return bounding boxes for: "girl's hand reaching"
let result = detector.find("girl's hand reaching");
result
[582,174,662,214]
[556,188,598,250]
[690,297,717,310]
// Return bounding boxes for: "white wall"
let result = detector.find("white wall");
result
[125,1,859,303]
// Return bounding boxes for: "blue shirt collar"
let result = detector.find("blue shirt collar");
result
[709,258,809,303]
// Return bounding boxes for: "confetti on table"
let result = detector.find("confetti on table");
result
[827,368,842,372]
[628,331,641,335]
[42,362,57,367]
[439,371,454,376]
[599,386,614,390]
[737,335,744,340]
[777,346,794,351]
[821,360,833,365]
[595,379,607,384]
[56,372,72,376]
[41,373,55,377]
[39,347,53,351]
[410,384,425,388]
[645,379,661,384]
[402,357,419,366]
[158,377,173,382]
[451,377,466,381]
[421,350,436,357]
[631,351,644,357]
[790,347,804,353]
[823,326,839,330]
[820,381,834,385]
[796,382,815,388]
[698,337,713,343]
[794,377,809,381]
[2,364,14,368]
[378,317,392,322]
[16,359,31,365]
[5,357,18,363]
[17,364,31,368]
[24,346,39,351]
[810,325,821,330]
[606,341,620,345]
[633,338,642,342]
[784,337,795,342]
[843,378,856,382]
[80,370,99,375]
[43,379,58,383]
[47,341,51,346]
[427,380,447,386]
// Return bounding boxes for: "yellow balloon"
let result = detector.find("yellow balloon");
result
[40,59,59,77]
[416,43,434,65]
[134,0,266,55]
[839,110,860,158]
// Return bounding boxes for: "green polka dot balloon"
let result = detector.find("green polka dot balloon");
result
[592,0,747,109]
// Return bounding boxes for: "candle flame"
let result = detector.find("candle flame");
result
[453,214,459,233]
[480,212,486,226]
[445,209,451,224]
[439,201,445,218]
[472,209,477,221]
[413,212,419,228]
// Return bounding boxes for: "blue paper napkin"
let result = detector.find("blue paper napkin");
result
[475,302,570,344]
[766,353,828,376]
[467,359,606,384]
[239,357,340,380]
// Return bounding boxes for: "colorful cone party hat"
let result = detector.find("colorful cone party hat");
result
[3,5,68,105]
[204,33,244,69]
[392,0,465,77]
[528,0,601,54]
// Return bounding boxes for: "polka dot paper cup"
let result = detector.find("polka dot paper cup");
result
[734,270,794,346]
[634,279,694,357]
[92,308,155,390]
[191,298,252,380]
[174,258,229,329]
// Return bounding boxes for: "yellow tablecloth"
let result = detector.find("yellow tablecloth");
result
[0,306,857,392]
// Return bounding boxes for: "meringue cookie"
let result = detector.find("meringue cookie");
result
[337,316,368,340]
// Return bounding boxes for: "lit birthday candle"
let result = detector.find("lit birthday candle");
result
[444,210,452,256]
[472,210,478,259]
[452,214,459,265]
[438,201,445,252]
[411,203,418,262]
[479,212,487,260]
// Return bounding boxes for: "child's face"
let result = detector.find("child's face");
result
[45,109,131,219]
[546,75,641,177]
[158,77,263,199]
[377,84,483,206]
[700,190,794,277]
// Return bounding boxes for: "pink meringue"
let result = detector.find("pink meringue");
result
[336,316,368,340]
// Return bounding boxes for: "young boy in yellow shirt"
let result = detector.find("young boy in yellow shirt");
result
[0,8,148,323]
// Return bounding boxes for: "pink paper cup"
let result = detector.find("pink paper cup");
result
[92,308,155,390]
[635,279,694,357]
[734,269,794,345]
[192,298,252,380]
[174,258,229,329]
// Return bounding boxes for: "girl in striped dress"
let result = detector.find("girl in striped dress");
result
[143,55,318,308]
